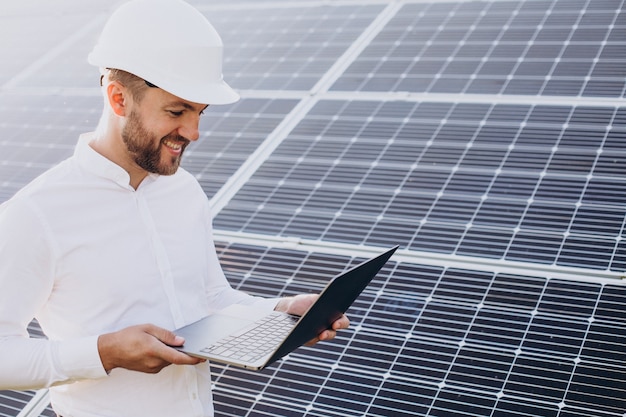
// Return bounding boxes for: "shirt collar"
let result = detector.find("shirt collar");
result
[74,132,158,190]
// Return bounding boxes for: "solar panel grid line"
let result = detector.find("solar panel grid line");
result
[333,0,626,98]
[232,362,287,417]
[538,278,602,317]
[565,366,626,415]
[206,3,389,91]
[516,3,597,96]
[295,301,403,415]
[436,105,528,256]
[503,355,575,403]
[413,2,479,94]
[211,244,544,416]
[1,15,106,91]
[318,90,626,107]
[0,391,31,417]
[210,240,624,412]
[480,105,616,264]
[186,99,301,196]
[500,292,603,415]
[210,389,268,417]
[582,322,626,366]
[213,96,625,268]
[492,104,572,253]
[14,391,49,417]
[267,364,335,406]
[504,2,584,91]
[466,309,531,349]
[522,316,590,358]
[302,130,405,239]
[209,97,322,214]
[213,229,623,282]
[357,296,423,332]
[305,2,403,96]
[310,370,391,417]
[366,382,433,417]
[453,2,528,97]
[333,327,411,400]
[210,367,280,403]
[208,2,403,215]
[211,360,337,416]
[194,0,385,12]
[430,388,502,417]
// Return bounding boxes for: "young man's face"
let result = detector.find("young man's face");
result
[121,88,207,176]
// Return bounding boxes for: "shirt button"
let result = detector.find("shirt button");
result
[192,393,198,400]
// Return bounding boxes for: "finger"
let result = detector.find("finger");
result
[332,314,350,330]
[142,325,205,366]
[161,347,205,366]
[304,337,320,347]
[290,294,318,316]
[144,324,185,347]
[319,329,336,341]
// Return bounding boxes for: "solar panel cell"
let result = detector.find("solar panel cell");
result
[492,397,559,417]
[393,339,456,382]
[457,227,513,258]
[432,388,496,417]
[505,354,574,401]
[369,379,436,417]
[558,235,617,269]
[506,231,563,264]
[566,362,626,414]
[467,309,530,348]
[582,321,626,363]
[411,223,465,253]
[472,199,526,227]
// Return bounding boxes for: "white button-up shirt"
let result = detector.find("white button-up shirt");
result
[0,133,277,416]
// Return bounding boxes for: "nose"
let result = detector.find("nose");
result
[179,117,200,142]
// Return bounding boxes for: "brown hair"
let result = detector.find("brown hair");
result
[105,69,151,102]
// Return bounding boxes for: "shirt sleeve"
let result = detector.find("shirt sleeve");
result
[0,199,107,390]
[201,201,281,314]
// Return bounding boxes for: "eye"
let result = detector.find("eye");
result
[168,110,184,117]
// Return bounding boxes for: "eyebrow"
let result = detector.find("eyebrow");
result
[167,101,209,113]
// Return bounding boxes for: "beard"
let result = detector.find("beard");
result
[121,110,189,176]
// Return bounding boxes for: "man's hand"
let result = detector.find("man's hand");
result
[274,294,350,346]
[97,324,204,374]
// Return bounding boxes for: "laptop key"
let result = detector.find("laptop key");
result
[199,312,297,360]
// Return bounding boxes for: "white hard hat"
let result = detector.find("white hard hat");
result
[88,0,239,105]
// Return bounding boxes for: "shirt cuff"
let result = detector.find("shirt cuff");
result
[56,335,108,382]
[245,296,282,314]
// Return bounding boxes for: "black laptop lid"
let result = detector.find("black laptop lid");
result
[268,245,398,365]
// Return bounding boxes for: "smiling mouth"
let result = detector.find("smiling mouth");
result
[162,137,188,153]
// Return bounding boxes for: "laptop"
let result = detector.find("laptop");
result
[174,245,398,370]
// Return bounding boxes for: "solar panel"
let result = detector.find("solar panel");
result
[205,3,386,91]
[214,100,626,271]
[206,242,626,417]
[1,0,625,416]
[331,0,626,97]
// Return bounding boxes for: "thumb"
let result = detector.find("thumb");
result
[145,324,185,347]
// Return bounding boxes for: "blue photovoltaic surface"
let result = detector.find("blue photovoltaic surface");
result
[215,101,626,271]
[331,1,626,97]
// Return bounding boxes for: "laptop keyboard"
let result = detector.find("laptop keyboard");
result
[200,312,298,362]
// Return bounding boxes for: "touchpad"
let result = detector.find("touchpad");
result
[175,314,253,351]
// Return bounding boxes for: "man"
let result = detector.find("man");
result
[0,1,349,416]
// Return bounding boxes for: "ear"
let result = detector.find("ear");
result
[106,81,128,117]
